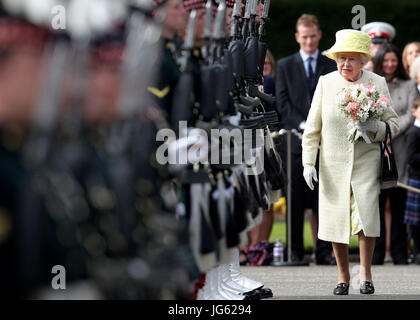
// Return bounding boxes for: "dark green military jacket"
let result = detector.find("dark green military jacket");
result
[147,38,181,120]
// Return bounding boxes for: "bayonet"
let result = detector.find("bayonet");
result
[202,0,213,60]
[203,0,213,39]
[244,0,251,19]
[242,0,250,39]
[211,0,226,61]
[249,0,257,37]
[212,0,226,41]
[262,0,270,19]
[230,0,242,40]
[258,0,270,40]
[185,9,197,50]
[23,40,69,168]
[250,0,257,16]
[31,41,69,133]
[179,9,197,70]
[232,0,242,18]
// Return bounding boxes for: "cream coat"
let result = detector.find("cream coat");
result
[302,70,399,244]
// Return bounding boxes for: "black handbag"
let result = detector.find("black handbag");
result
[380,122,399,189]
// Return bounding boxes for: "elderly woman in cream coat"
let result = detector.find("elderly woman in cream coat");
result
[302,29,399,296]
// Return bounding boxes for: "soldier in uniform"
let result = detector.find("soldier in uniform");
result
[148,0,188,123]
[0,7,53,298]
[361,22,396,72]
[0,0,194,298]
[63,21,193,299]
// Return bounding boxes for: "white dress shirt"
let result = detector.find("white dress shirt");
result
[299,49,319,77]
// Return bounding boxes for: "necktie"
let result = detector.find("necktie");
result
[307,56,314,89]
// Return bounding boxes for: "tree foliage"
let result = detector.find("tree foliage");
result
[265,0,420,61]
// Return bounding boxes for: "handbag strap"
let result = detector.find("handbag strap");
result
[382,122,394,155]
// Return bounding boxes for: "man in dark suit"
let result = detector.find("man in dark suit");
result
[275,14,336,264]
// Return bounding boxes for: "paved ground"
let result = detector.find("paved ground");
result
[240,260,420,300]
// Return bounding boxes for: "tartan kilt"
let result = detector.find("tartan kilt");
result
[404,178,420,226]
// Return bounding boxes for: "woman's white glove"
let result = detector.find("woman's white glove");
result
[354,120,379,133]
[303,165,318,191]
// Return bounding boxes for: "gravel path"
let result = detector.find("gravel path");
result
[240,262,420,299]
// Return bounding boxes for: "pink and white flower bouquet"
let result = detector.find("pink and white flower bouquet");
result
[336,83,391,143]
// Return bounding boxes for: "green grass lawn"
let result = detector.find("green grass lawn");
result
[269,220,359,252]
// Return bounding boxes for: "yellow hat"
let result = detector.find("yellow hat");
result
[325,29,372,61]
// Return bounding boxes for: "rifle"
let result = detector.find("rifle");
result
[170,9,197,126]
[226,0,260,114]
[118,3,162,120]
[107,1,162,245]
[211,0,230,116]
[199,1,218,120]
[211,0,226,63]
[90,1,191,299]
[17,36,71,294]
[243,0,259,81]
[244,0,275,105]
[257,0,270,82]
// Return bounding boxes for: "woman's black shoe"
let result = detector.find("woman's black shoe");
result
[333,283,349,295]
[360,281,375,294]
